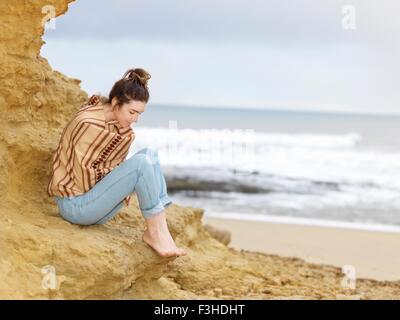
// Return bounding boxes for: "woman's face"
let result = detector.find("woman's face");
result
[112,98,146,128]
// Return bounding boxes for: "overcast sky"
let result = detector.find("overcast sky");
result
[41,0,400,115]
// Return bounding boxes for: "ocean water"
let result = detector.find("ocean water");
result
[127,104,400,232]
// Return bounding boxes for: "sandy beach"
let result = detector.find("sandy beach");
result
[203,216,400,282]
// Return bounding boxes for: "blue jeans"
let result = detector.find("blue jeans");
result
[54,147,172,225]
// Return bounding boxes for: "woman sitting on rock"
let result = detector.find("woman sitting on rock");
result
[47,68,187,258]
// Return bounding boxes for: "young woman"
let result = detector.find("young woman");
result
[47,68,187,258]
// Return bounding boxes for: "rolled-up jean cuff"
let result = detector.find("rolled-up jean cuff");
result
[161,195,172,208]
[141,200,165,219]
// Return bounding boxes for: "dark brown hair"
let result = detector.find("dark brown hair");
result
[107,68,151,110]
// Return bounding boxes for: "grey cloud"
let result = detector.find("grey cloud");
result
[46,0,400,49]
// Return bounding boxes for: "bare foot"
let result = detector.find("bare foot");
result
[142,210,187,257]
[142,227,187,258]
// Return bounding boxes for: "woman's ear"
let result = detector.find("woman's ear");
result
[111,97,118,111]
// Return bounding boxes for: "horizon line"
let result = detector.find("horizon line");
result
[149,101,400,118]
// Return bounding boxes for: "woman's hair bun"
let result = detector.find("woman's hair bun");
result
[122,68,151,87]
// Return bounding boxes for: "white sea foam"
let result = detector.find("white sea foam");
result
[128,126,399,187]
[205,211,400,233]
[127,126,400,226]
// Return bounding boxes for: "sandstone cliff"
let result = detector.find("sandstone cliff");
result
[0,0,399,299]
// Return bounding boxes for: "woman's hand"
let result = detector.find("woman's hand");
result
[124,195,131,206]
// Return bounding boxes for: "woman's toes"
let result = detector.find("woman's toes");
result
[175,247,187,256]
[162,250,177,258]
